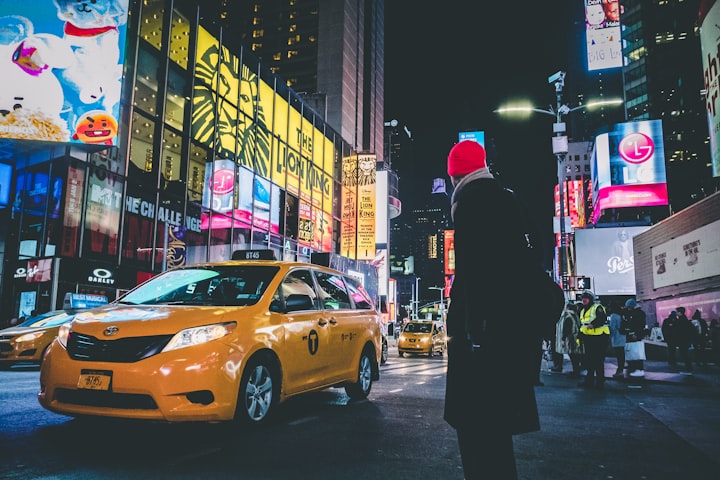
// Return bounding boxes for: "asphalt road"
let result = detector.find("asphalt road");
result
[1,343,719,479]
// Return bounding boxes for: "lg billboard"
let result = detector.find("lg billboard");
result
[591,119,668,223]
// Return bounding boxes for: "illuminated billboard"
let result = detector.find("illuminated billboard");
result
[554,180,588,229]
[0,1,129,145]
[575,226,649,295]
[700,0,720,177]
[591,119,668,223]
[458,131,485,145]
[585,0,622,71]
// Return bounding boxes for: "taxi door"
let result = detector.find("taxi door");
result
[313,270,360,381]
[276,269,332,394]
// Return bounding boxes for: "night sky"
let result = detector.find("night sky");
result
[384,2,574,266]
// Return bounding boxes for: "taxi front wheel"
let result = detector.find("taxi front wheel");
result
[345,349,373,400]
[235,356,277,426]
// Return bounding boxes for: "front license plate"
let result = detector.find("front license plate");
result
[77,370,112,391]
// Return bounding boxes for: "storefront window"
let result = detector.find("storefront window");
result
[83,160,121,261]
[121,183,156,270]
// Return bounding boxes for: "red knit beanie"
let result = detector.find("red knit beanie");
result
[447,140,487,177]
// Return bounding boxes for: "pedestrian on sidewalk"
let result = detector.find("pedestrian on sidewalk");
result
[623,298,647,377]
[555,302,583,376]
[578,291,610,389]
[691,309,709,365]
[709,319,720,366]
[442,140,564,480]
[607,300,626,378]
[662,310,679,366]
[675,307,695,374]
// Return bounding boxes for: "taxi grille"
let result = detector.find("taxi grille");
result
[54,388,158,409]
[67,333,173,362]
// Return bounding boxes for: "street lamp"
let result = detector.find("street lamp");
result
[495,71,623,292]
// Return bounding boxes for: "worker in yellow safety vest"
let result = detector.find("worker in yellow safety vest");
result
[578,291,610,389]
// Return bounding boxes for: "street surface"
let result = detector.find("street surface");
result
[1,342,719,479]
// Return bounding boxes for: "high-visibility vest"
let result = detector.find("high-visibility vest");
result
[580,303,610,335]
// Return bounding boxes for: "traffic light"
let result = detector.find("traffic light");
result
[576,276,590,290]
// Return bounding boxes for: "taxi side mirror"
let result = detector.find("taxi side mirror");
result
[285,294,314,312]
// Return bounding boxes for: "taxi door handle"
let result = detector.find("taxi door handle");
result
[328,318,338,325]
[317,319,328,326]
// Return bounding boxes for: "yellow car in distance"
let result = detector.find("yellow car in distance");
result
[38,250,383,425]
[0,294,108,369]
[397,320,447,357]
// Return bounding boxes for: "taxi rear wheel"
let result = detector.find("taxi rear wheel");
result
[235,356,277,425]
[345,349,373,399]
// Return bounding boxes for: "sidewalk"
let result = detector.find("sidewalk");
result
[542,345,720,389]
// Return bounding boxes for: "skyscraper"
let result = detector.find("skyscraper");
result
[223,0,385,156]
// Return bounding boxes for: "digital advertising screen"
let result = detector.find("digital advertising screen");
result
[575,226,649,296]
[0,1,129,146]
[591,119,668,223]
[585,0,623,71]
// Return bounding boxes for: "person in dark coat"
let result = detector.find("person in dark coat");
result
[443,140,563,480]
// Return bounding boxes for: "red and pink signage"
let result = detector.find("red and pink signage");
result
[591,119,668,223]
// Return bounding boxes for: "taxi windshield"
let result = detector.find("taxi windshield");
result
[404,323,432,333]
[119,265,279,307]
[19,311,75,328]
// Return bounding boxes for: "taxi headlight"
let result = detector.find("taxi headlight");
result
[57,324,71,348]
[14,331,45,343]
[162,322,237,352]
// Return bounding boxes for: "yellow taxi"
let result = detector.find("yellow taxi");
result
[0,294,108,369]
[397,320,447,357]
[38,250,383,425]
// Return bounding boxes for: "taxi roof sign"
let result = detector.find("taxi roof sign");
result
[63,293,109,309]
[231,249,277,261]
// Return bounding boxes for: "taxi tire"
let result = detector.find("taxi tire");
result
[381,338,388,365]
[235,355,278,426]
[345,349,373,400]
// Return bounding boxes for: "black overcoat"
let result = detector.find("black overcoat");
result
[443,177,555,435]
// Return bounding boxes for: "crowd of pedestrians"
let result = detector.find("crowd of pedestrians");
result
[545,292,720,385]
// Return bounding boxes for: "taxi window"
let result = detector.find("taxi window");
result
[344,276,374,310]
[276,269,320,311]
[120,265,278,306]
[314,271,352,310]
[405,323,432,333]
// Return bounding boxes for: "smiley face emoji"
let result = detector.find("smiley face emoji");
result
[72,110,118,145]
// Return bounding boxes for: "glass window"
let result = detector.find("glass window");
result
[188,142,209,203]
[345,276,374,310]
[161,127,183,191]
[140,0,164,51]
[135,48,160,116]
[129,111,158,188]
[277,269,318,310]
[121,265,279,307]
[165,67,187,131]
[83,162,122,261]
[169,9,190,69]
[314,271,351,310]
